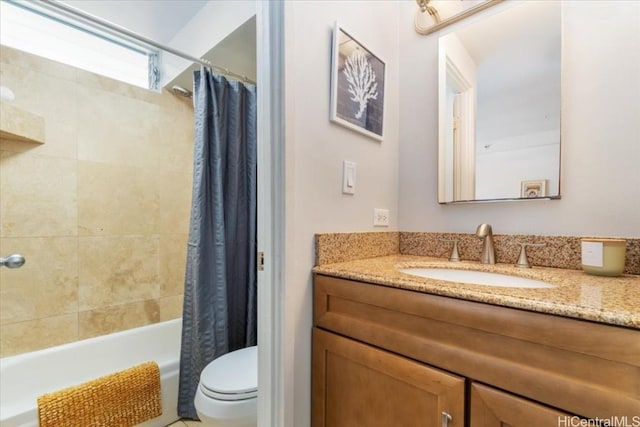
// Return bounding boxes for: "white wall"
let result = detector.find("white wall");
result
[398,0,640,236]
[476,141,560,199]
[283,1,400,425]
[161,0,256,86]
[475,135,560,200]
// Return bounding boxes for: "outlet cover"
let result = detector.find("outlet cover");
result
[373,208,390,227]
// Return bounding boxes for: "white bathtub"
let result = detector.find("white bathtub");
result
[0,318,182,427]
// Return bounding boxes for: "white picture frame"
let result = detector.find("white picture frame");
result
[330,22,386,141]
[521,179,547,198]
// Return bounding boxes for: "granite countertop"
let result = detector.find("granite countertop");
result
[313,255,640,329]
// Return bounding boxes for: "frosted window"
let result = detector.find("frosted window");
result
[0,1,152,89]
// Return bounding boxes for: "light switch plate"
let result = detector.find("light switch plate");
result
[342,160,356,194]
[373,208,390,227]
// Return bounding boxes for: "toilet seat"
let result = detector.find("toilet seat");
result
[200,385,257,401]
[199,346,257,402]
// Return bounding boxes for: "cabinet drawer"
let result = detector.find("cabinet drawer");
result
[312,328,464,427]
[470,382,571,427]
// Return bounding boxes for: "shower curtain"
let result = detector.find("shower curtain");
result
[178,67,257,419]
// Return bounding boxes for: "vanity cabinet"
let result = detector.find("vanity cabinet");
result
[312,274,640,426]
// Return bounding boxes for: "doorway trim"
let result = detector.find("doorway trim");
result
[256,1,285,426]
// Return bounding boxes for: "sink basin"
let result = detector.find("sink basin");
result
[399,268,556,289]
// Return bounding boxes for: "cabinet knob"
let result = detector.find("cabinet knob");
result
[441,412,452,427]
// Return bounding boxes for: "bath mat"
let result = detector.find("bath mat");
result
[37,361,162,427]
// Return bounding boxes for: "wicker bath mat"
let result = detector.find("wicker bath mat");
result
[37,361,162,427]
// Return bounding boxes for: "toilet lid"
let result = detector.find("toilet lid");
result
[200,346,257,401]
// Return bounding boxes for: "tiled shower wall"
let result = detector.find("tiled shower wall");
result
[0,46,194,357]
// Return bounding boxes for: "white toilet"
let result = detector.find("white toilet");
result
[194,346,258,427]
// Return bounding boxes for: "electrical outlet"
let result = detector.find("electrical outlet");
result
[373,208,390,227]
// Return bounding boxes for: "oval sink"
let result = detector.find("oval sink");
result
[399,268,556,289]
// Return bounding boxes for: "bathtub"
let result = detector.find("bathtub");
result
[0,318,182,427]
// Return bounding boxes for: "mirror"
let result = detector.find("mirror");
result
[438,1,561,203]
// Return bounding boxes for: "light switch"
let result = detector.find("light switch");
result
[342,160,356,194]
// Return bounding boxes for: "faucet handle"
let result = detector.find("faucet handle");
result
[438,239,460,262]
[516,242,546,268]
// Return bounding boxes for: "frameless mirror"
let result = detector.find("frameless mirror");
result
[438,1,561,203]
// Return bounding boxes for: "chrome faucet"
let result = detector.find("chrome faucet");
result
[476,224,495,264]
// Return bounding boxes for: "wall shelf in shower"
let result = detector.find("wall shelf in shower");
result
[0,102,45,144]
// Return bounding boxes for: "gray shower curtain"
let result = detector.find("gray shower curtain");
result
[178,67,257,419]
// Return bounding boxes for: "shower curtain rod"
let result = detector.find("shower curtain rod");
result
[31,0,255,84]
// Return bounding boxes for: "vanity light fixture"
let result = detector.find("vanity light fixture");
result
[415,0,441,27]
[415,0,504,35]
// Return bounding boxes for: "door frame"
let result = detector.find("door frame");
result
[256,1,286,426]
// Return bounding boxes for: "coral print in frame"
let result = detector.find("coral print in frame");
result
[330,22,386,141]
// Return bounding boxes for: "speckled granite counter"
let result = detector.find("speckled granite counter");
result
[313,255,640,329]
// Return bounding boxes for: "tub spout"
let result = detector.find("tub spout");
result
[0,253,25,269]
[476,224,495,264]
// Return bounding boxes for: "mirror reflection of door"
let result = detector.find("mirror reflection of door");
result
[443,44,476,201]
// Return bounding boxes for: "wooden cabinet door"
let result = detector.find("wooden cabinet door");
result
[471,383,571,427]
[312,328,465,427]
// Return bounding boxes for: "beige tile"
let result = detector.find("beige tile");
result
[74,70,193,113]
[158,295,184,321]
[0,62,78,159]
[0,45,78,82]
[77,161,159,235]
[75,68,155,104]
[158,171,193,235]
[159,87,195,113]
[0,237,78,325]
[78,236,160,310]
[78,299,160,340]
[74,71,193,171]
[159,234,188,297]
[76,86,161,168]
[183,420,203,426]
[0,314,78,357]
[0,151,77,237]
[155,104,194,173]
[165,422,187,427]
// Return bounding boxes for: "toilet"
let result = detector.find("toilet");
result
[194,346,258,427]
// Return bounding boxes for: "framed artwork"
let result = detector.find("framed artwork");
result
[521,180,547,198]
[330,22,386,141]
